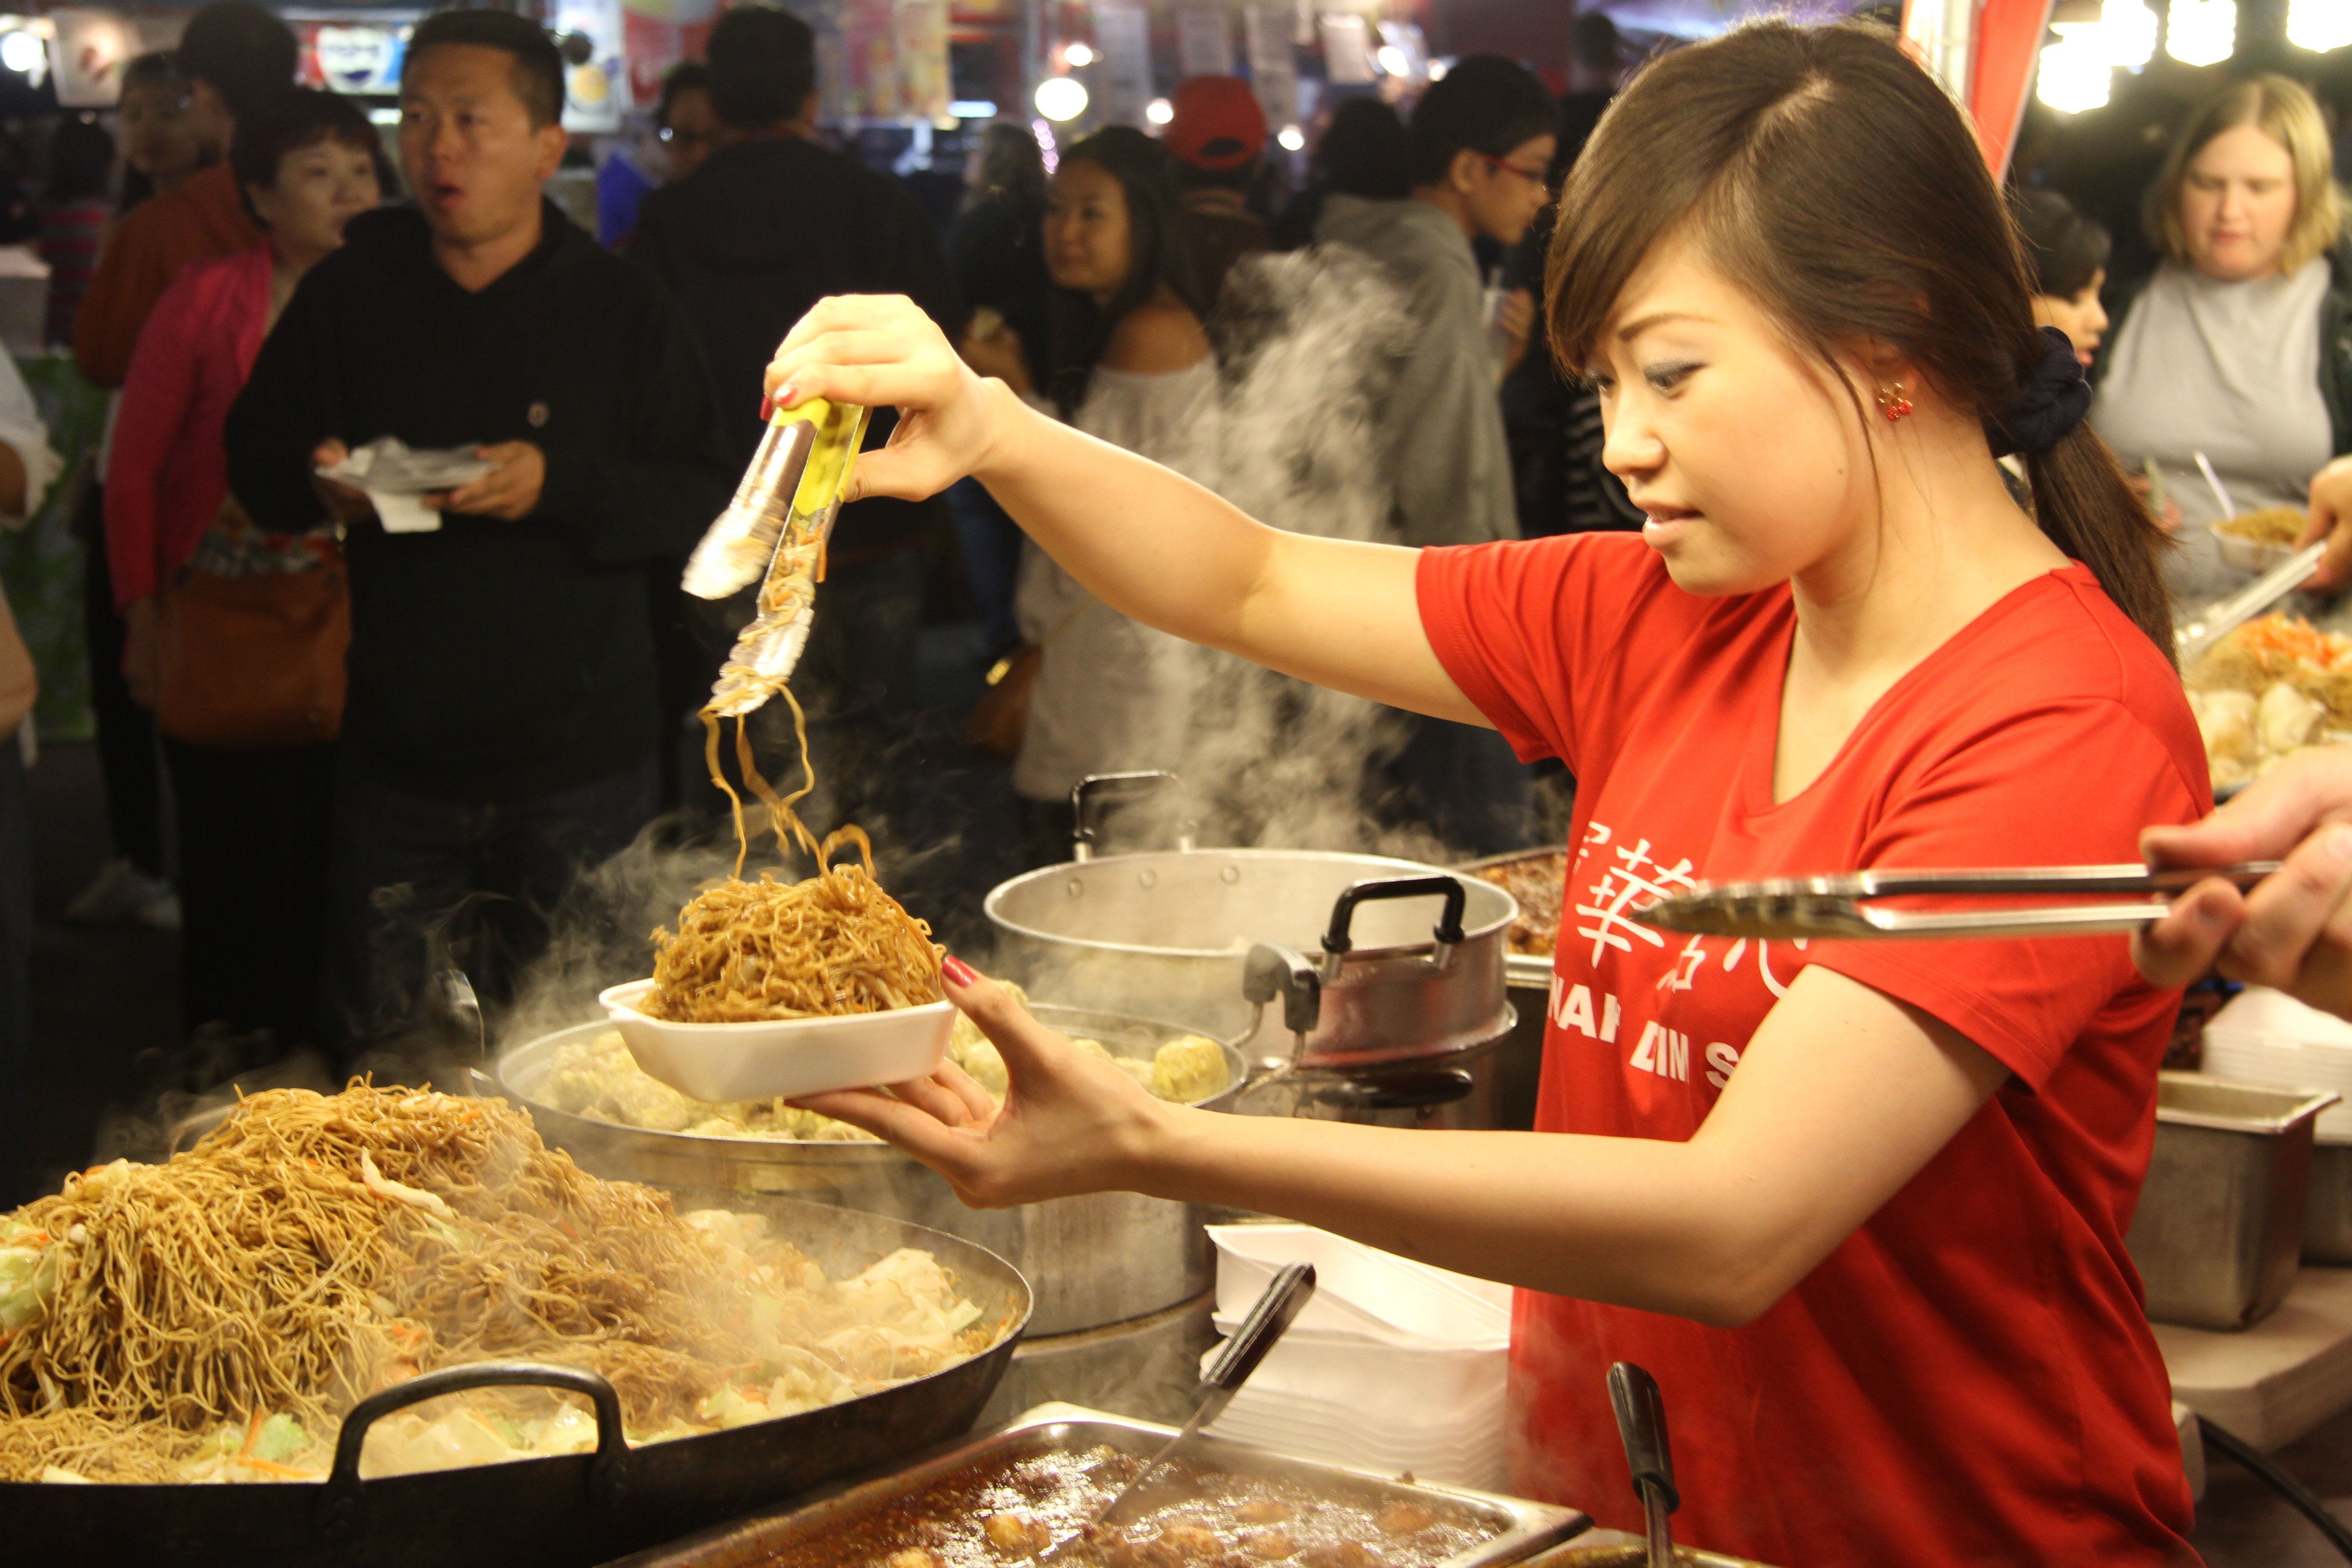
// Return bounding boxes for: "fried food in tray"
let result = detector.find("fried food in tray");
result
[0,1085,997,1485]
[790,1443,1495,1568]
[2184,613,2352,790]
[1469,852,1566,958]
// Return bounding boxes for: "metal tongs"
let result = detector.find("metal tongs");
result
[682,397,870,718]
[2176,540,2328,666]
[1037,1263,1318,1563]
[1633,862,2280,941]
[1608,1362,1679,1568]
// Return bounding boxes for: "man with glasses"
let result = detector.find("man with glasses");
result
[1316,54,1554,854]
[1317,55,1553,550]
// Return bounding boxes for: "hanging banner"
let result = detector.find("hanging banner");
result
[894,0,949,119]
[1903,0,2054,178]
[553,0,628,131]
[1318,12,1372,84]
[309,24,404,95]
[1092,2,1152,126]
[622,9,681,108]
[1244,4,1297,130]
[1177,1,1234,77]
[49,8,135,108]
[1968,0,2057,179]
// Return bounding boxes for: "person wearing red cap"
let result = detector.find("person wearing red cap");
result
[1161,76,1274,309]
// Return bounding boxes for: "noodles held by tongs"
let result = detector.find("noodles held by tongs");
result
[663,396,942,1022]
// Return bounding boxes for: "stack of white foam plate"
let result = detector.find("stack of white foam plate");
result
[1203,1225,1511,1490]
[2202,987,2352,1144]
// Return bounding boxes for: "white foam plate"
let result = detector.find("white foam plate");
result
[597,979,954,1103]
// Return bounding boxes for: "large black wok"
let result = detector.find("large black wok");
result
[0,1197,1031,1568]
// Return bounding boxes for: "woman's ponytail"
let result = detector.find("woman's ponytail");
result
[2024,425,2176,666]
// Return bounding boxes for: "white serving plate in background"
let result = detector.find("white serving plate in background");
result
[597,979,954,1103]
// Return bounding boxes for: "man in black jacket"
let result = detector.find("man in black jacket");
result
[225,10,734,1051]
[628,6,964,834]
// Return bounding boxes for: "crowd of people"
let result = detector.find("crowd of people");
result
[0,2,2338,1215]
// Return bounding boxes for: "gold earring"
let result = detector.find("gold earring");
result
[1875,382,1915,421]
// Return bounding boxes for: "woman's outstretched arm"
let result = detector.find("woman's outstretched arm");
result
[765,294,1488,727]
[798,962,2009,1329]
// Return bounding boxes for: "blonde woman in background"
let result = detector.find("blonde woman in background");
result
[2091,74,2350,600]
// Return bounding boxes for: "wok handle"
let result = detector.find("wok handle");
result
[318,1361,629,1531]
[1323,877,1469,965]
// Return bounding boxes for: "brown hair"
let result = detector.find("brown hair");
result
[2148,74,2347,278]
[1547,20,2171,660]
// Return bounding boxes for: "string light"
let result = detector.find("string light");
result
[2036,28,2115,113]
[1277,124,1305,152]
[2287,0,2352,51]
[0,31,40,75]
[1145,97,1172,124]
[1062,41,1094,66]
[2165,0,2235,66]
[1035,75,1088,122]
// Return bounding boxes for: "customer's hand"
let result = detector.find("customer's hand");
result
[311,439,377,526]
[2135,746,2352,1016]
[2299,456,2352,591]
[120,595,158,710]
[792,958,1174,1208]
[2123,470,2183,535]
[764,294,1021,503]
[431,442,545,520]
[1497,286,1535,376]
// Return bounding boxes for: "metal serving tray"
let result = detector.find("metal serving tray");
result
[2125,1072,2342,1330]
[603,1401,1589,1568]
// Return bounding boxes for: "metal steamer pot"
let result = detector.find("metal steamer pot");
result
[0,1198,1029,1568]
[488,1007,1250,1337]
[984,779,1519,1122]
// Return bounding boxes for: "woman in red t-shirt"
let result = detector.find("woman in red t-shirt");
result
[771,23,2202,1568]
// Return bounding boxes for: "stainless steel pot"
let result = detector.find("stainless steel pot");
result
[984,828,1518,1064]
[487,1007,1246,1337]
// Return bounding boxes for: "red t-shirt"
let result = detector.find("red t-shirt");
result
[1418,534,2205,1568]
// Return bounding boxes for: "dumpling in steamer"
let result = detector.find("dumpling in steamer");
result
[2192,689,2258,766]
[2258,681,2324,757]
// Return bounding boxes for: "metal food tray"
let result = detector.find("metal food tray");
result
[603,1401,1589,1568]
[1457,847,1564,993]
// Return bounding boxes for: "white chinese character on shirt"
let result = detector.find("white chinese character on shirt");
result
[1575,837,1697,967]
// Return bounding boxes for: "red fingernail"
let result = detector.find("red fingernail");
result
[759,393,774,421]
[774,382,798,411]
[941,954,978,987]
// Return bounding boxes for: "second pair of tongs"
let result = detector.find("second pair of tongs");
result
[1632,862,2280,941]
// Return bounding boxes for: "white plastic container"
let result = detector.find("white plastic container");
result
[2201,987,2352,1142]
[596,979,954,1103]
[2209,519,2299,575]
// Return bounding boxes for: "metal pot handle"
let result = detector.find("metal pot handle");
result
[318,1361,629,1533]
[1322,876,1468,980]
[1243,941,1322,1040]
[1069,771,1196,862]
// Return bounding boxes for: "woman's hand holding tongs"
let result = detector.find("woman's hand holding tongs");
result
[762,295,1016,506]
[2136,745,2352,1016]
